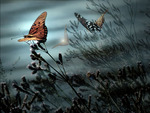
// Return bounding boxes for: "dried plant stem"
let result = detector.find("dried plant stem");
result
[55,83,72,104]
[61,64,67,76]
[46,51,66,76]
[43,43,66,77]
[45,97,58,108]
[107,90,123,113]
[96,79,122,113]
[31,43,94,113]
[38,46,91,113]
[67,81,92,113]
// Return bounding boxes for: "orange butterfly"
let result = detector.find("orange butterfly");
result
[18,12,48,42]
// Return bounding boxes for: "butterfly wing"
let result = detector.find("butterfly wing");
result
[95,10,108,28]
[30,25,48,42]
[64,25,69,43]
[52,25,69,48]
[18,12,47,42]
[29,11,47,41]
[74,12,89,29]
[74,12,101,32]
[95,15,105,28]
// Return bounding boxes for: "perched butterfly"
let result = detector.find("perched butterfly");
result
[52,25,69,48]
[74,11,107,32]
[18,12,48,42]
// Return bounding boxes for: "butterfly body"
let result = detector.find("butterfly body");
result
[86,21,101,32]
[18,12,48,42]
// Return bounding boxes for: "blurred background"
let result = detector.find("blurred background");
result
[0,0,87,80]
[0,0,150,80]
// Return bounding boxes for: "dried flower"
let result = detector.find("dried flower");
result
[30,55,37,60]
[32,70,37,74]
[58,53,63,64]
[31,62,36,67]
[27,64,35,70]
[12,83,31,95]
[30,48,37,55]
[86,72,96,80]
[30,44,39,50]
[55,108,63,113]
[88,95,91,109]
[37,42,45,50]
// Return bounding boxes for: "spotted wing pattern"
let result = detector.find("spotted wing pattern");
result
[18,12,48,42]
[74,12,101,32]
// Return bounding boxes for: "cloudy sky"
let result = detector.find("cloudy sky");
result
[0,0,150,80]
[1,0,87,80]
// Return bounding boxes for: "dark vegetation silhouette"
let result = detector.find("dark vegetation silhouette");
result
[0,0,150,113]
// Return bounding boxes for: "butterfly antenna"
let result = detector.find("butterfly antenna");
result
[11,35,23,40]
[11,28,25,40]
[11,37,18,40]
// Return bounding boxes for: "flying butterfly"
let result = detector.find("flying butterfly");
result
[74,10,107,32]
[74,12,101,32]
[52,25,69,48]
[18,12,48,42]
